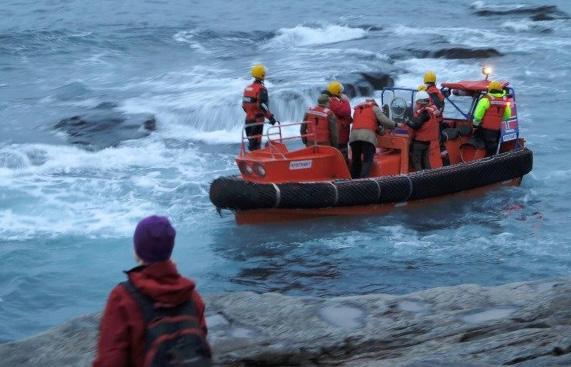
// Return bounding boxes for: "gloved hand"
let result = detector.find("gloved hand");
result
[269,115,277,125]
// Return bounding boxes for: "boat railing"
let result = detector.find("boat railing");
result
[240,121,317,159]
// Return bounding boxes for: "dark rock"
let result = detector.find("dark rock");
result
[411,47,503,60]
[358,24,384,31]
[54,103,156,150]
[342,72,395,98]
[2,278,571,366]
[473,5,561,17]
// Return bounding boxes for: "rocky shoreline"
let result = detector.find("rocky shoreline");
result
[1,278,570,366]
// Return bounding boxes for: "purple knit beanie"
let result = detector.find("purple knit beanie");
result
[133,215,176,263]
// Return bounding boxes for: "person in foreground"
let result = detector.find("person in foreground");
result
[93,215,211,367]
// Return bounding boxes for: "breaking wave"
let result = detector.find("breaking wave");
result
[266,24,367,48]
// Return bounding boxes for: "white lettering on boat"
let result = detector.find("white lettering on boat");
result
[289,160,313,170]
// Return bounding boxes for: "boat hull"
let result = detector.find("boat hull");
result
[209,148,533,224]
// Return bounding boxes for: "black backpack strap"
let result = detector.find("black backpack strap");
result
[121,280,199,322]
[121,280,156,324]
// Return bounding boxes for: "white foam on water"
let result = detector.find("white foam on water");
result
[470,1,527,11]
[266,24,367,48]
[393,58,482,88]
[172,30,210,54]
[501,20,551,33]
[0,135,218,240]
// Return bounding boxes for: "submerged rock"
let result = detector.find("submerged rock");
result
[411,47,503,59]
[472,4,568,18]
[1,278,571,366]
[54,103,156,151]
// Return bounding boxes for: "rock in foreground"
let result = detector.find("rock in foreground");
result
[1,278,571,366]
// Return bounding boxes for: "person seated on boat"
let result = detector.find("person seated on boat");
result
[300,94,339,147]
[350,98,397,179]
[406,91,441,171]
[323,81,352,161]
[471,80,512,155]
[242,63,277,151]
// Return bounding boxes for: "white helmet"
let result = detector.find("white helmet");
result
[415,91,430,104]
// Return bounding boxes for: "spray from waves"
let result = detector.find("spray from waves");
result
[265,24,367,48]
[0,134,234,241]
[501,20,552,33]
[116,68,330,138]
[470,1,528,12]
[172,30,210,53]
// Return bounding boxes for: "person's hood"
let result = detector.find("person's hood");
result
[126,260,196,308]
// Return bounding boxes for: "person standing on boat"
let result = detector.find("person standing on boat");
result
[242,64,277,151]
[323,81,352,160]
[423,71,445,113]
[301,94,338,147]
[472,80,512,155]
[350,98,397,178]
[407,91,441,171]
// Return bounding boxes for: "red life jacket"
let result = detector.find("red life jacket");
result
[481,94,509,131]
[328,96,351,145]
[352,101,378,131]
[426,84,445,106]
[305,105,332,145]
[414,105,440,142]
[242,81,266,121]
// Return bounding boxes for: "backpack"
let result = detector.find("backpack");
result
[122,280,212,367]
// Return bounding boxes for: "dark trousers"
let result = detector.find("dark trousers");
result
[350,141,376,178]
[411,140,431,171]
[337,144,349,163]
[245,119,264,151]
[475,128,501,155]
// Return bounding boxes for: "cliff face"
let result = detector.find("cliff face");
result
[2,278,571,366]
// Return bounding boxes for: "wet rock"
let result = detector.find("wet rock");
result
[472,4,568,18]
[1,278,571,366]
[342,72,395,98]
[411,47,503,59]
[54,103,156,150]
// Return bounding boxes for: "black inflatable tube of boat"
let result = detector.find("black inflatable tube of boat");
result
[209,148,533,210]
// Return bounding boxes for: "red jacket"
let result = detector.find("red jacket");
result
[328,95,352,145]
[93,261,207,367]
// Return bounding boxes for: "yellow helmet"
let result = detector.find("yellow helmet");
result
[417,84,427,91]
[327,80,344,96]
[488,80,503,92]
[251,64,266,80]
[424,71,437,84]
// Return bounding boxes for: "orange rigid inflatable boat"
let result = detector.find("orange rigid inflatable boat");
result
[210,76,533,224]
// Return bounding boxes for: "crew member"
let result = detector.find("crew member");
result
[323,81,352,160]
[472,80,512,155]
[242,64,276,151]
[407,91,441,171]
[350,98,397,179]
[423,71,445,113]
[300,94,338,147]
